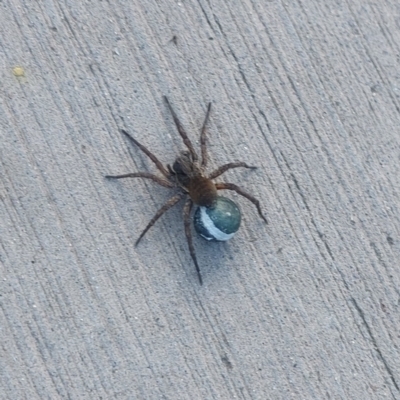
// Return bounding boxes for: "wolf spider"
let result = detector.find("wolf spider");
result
[106,96,267,284]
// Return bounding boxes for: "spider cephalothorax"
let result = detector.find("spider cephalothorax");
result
[106,96,267,284]
[169,150,217,207]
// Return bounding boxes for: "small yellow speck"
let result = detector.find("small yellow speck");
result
[12,66,25,77]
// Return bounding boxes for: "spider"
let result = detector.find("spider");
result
[106,96,267,285]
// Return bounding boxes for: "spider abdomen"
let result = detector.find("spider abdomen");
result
[188,176,217,207]
[194,196,242,241]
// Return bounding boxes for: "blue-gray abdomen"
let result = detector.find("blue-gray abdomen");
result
[194,196,241,241]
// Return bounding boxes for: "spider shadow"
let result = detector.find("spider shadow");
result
[145,199,234,283]
[187,229,241,283]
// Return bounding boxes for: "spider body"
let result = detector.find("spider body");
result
[170,150,217,207]
[188,176,217,207]
[194,196,241,241]
[106,96,267,285]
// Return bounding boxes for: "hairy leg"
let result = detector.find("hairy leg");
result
[208,162,257,180]
[183,198,203,285]
[163,96,198,163]
[200,102,212,168]
[136,194,183,245]
[120,129,169,178]
[105,172,173,188]
[215,182,268,224]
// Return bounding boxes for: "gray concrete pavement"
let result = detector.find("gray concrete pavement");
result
[1,1,400,399]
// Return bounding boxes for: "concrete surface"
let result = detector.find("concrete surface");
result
[1,1,400,399]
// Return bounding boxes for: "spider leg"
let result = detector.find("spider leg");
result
[200,102,212,168]
[163,96,198,163]
[215,182,268,224]
[183,198,203,285]
[136,193,184,245]
[120,129,170,178]
[208,162,257,180]
[105,172,174,188]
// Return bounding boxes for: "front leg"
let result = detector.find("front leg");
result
[208,162,257,180]
[200,102,212,168]
[105,172,173,188]
[215,182,268,224]
[120,129,170,178]
[163,96,199,163]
